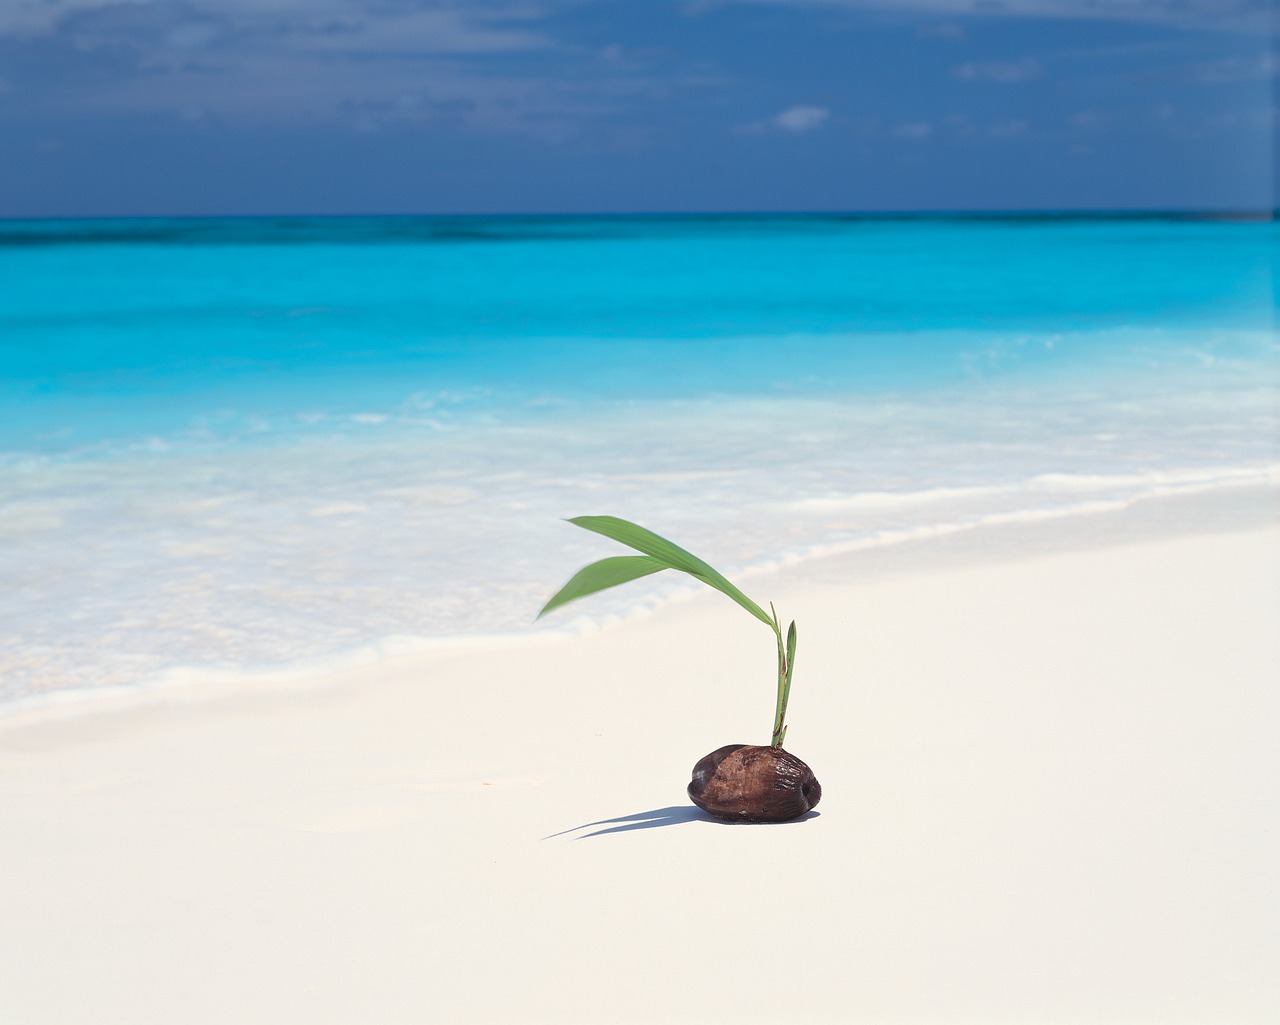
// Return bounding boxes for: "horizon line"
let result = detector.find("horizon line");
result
[1,206,1275,227]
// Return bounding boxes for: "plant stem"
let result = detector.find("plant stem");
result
[769,605,792,748]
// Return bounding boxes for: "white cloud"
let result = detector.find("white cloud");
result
[708,1,1269,33]
[892,121,933,140]
[941,115,1029,139]
[1191,54,1279,83]
[0,0,691,143]
[953,58,1043,83]
[737,104,831,135]
[774,105,830,132]
[0,1,554,54]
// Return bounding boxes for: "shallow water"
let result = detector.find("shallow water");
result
[1,214,1276,707]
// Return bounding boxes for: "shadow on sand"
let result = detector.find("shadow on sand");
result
[544,804,819,839]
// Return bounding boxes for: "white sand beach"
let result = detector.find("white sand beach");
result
[2,490,1277,1024]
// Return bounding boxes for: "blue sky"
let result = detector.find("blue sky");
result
[0,0,1274,216]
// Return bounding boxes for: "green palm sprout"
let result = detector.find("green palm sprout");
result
[538,516,797,748]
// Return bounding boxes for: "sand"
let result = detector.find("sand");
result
[1,492,1277,1024]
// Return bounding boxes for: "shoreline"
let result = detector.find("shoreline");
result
[5,349,1274,707]
[4,477,1274,732]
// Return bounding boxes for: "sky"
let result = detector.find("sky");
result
[0,0,1275,217]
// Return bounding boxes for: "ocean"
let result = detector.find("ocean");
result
[1,213,1276,709]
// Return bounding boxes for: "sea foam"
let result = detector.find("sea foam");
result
[1,365,1274,709]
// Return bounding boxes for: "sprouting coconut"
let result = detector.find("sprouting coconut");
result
[538,516,819,823]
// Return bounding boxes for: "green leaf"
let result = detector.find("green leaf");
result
[785,620,797,690]
[567,515,774,628]
[537,555,668,620]
[772,619,797,748]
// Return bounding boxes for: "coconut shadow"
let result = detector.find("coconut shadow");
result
[544,805,819,839]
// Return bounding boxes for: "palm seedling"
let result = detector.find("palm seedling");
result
[538,515,820,823]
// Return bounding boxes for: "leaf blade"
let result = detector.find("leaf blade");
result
[567,515,773,627]
[536,555,668,620]
[785,619,797,690]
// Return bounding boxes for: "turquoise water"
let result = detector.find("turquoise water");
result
[4,214,1273,450]
[1,215,1276,707]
